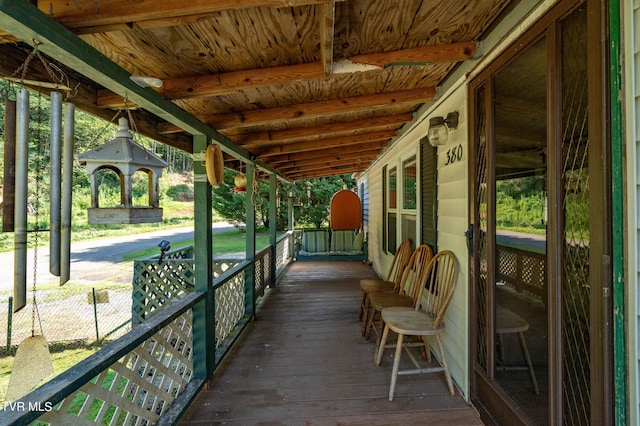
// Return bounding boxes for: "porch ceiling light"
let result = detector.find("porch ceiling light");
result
[130,75,164,89]
[427,111,459,146]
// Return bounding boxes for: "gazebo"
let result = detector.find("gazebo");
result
[78,117,168,224]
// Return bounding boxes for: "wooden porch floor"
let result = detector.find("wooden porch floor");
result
[179,261,483,425]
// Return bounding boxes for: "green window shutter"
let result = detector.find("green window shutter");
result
[421,138,437,250]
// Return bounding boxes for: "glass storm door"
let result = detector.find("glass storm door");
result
[469,3,611,424]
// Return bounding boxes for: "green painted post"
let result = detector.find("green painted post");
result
[288,192,294,231]
[269,173,277,286]
[609,1,626,424]
[245,163,256,318]
[287,189,295,259]
[244,163,256,316]
[192,135,215,378]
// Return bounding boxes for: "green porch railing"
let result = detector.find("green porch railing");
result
[1,231,294,425]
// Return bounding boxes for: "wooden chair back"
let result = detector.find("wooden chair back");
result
[396,244,434,302]
[386,239,413,289]
[416,250,458,328]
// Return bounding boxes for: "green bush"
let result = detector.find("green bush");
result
[165,184,194,201]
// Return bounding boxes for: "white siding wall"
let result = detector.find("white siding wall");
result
[357,0,566,402]
[624,1,639,424]
[360,87,471,396]
[429,91,470,395]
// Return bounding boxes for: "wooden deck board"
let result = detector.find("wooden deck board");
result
[179,261,483,425]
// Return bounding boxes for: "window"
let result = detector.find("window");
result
[387,166,397,253]
[382,166,387,253]
[400,155,417,245]
[403,156,417,209]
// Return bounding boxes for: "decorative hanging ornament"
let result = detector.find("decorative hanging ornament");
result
[205,144,224,187]
[234,173,247,192]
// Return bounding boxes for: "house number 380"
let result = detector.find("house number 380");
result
[444,144,463,165]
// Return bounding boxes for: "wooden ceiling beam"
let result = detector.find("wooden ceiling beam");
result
[277,154,376,170]
[349,41,477,67]
[234,114,412,148]
[319,2,335,75]
[98,43,472,107]
[156,88,430,134]
[36,0,344,30]
[286,164,363,180]
[253,130,396,157]
[120,63,326,110]
[265,141,387,163]
[182,88,434,132]
[278,155,376,172]
[280,163,365,175]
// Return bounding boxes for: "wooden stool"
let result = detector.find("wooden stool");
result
[495,306,539,395]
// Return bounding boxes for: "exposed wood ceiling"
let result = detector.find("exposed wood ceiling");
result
[0,0,516,180]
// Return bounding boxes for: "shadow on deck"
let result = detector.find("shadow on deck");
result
[179,261,482,425]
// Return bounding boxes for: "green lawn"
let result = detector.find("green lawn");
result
[121,229,273,261]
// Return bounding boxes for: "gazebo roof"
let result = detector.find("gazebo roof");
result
[78,118,168,173]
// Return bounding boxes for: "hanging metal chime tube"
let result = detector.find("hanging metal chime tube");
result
[13,89,29,312]
[49,91,62,277]
[60,102,75,285]
[2,99,16,232]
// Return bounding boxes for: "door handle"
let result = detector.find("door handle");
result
[465,225,474,256]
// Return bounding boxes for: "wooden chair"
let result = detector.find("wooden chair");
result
[362,244,433,340]
[375,250,457,401]
[358,239,413,322]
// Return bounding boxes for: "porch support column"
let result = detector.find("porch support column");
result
[245,162,256,318]
[287,190,294,259]
[192,134,215,379]
[268,173,277,287]
[609,0,626,423]
[288,191,294,231]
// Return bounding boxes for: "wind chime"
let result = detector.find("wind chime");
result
[2,43,77,400]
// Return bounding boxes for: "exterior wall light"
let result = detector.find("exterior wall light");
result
[427,111,459,146]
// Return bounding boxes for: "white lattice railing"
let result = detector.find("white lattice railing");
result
[276,232,293,277]
[3,233,296,425]
[132,244,243,324]
[132,256,195,324]
[1,292,204,426]
[214,268,246,348]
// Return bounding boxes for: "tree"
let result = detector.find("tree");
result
[211,172,357,230]
[211,170,289,230]
[211,169,249,225]
[293,175,357,228]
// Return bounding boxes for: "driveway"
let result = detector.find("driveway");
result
[0,222,237,292]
